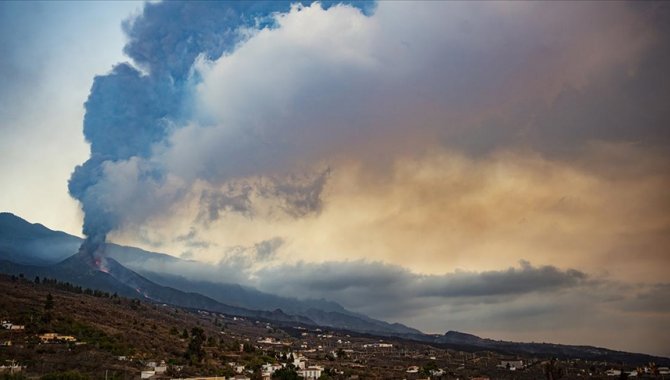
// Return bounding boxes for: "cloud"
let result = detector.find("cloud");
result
[254,260,587,309]
[70,1,662,246]
[121,236,286,285]
[254,237,284,261]
[259,169,331,217]
[250,259,668,355]
[110,144,670,287]
[619,283,670,313]
[122,249,670,355]
[198,184,254,222]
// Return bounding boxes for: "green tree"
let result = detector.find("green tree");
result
[543,358,564,380]
[243,342,255,353]
[44,293,54,310]
[272,365,299,380]
[185,327,206,363]
[421,360,438,376]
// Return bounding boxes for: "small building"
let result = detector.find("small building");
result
[298,366,323,379]
[39,333,77,343]
[406,366,420,373]
[363,342,393,348]
[1,321,24,331]
[0,361,25,374]
[499,360,524,370]
[143,360,167,377]
[430,369,446,376]
[261,363,284,380]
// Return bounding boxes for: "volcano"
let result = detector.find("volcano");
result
[0,243,315,325]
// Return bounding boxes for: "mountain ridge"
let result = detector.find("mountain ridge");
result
[427,330,670,365]
[0,212,419,336]
[1,211,668,364]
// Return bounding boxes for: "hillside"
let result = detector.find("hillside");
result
[0,213,80,266]
[0,254,315,327]
[0,274,261,378]
[4,275,670,379]
[0,212,419,336]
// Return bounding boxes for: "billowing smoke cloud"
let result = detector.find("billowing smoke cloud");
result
[68,1,370,253]
[69,1,663,261]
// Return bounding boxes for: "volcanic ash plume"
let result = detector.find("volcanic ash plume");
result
[68,1,358,266]
[67,0,650,271]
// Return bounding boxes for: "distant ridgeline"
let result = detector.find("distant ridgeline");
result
[1,212,669,365]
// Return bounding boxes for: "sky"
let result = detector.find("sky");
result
[1,1,669,356]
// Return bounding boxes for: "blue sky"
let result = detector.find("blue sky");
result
[0,1,143,234]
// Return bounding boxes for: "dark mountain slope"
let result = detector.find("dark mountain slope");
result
[140,271,421,335]
[0,212,80,265]
[0,253,314,326]
[0,212,419,335]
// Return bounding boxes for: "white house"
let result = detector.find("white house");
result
[261,363,284,380]
[605,369,622,376]
[0,361,25,374]
[298,366,323,380]
[1,321,24,331]
[499,360,524,370]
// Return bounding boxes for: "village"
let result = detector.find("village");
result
[1,275,669,379]
[3,313,670,379]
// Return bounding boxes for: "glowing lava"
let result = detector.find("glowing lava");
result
[94,257,110,273]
